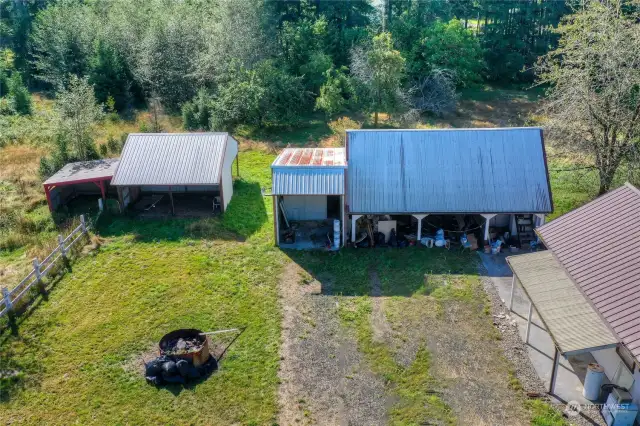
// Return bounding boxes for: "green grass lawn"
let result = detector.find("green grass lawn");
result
[0,150,287,425]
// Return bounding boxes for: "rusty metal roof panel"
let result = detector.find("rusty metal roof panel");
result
[346,128,552,214]
[507,251,618,355]
[111,133,237,186]
[536,183,640,359]
[43,158,119,186]
[272,147,346,167]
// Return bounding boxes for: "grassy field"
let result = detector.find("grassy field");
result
[0,86,612,425]
[0,151,287,425]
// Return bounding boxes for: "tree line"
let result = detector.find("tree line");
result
[3,0,640,194]
[0,0,573,129]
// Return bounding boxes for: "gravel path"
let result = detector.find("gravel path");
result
[278,262,389,425]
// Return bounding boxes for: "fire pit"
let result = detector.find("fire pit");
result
[145,328,218,385]
[159,328,210,367]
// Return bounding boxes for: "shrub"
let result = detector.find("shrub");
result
[106,135,121,154]
[99,143,108,157]
[328,117,361,145]
[182,89,213,130]
[39,156,56,180]
[0,72,9,97]
[9,73,32,115]
[0,97,15,115]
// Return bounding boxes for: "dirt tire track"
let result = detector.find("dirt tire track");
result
[278,262,388,426]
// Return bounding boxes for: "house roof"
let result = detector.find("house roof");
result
[43,158,119,186]
[536,183,640,359]
[111,133,237,186]
[346,128,552,214]
[271,148,346,195]
[507,251,618,356]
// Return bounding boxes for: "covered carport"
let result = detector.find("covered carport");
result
[43,158,119,212]
[507,251,619,395]
[111,133,238,216]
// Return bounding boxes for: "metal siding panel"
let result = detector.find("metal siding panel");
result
[111,133,228,186]
[272,168,344,195]
[347,128,551,214]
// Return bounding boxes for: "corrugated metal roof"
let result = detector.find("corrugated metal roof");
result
[43,158,119,186]
[507,251,618,355]
[537,183,640,359]
[272,147,346,167]
[111,133,236,186]
[346,128,552,214]
[272,168,344,195]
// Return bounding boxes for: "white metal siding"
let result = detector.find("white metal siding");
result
[282,196,327,220]
[272,168,344,195]
[221,137,238,211]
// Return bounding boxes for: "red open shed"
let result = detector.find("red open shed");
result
[42,159,119,212]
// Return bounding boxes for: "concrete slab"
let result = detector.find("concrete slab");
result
[479,252,608,406]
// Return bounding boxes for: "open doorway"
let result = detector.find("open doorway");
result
[327,195,341,219]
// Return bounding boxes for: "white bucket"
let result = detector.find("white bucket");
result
[583,363,604,401]
[333,220,340,249]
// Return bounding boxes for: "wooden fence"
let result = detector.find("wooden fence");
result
[0,215,89,319]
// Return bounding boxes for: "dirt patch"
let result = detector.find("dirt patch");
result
[369,270,393,344]
[384,288,531,425]
[278,262,389,425]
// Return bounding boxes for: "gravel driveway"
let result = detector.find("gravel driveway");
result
[278,262,390,425]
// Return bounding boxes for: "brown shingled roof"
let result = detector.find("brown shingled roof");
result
[536,183,640,359]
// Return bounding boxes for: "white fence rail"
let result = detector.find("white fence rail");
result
[0,215,88,319]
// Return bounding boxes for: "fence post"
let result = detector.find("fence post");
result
[80,215,87,233]
[33,257,44,293]
[58,234,67,259]
[2,287,12,313]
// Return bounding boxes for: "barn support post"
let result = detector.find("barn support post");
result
[44,185,53,212]
[169,187,175,216]
[412,214,428,242]
[509,275,516,312]
[526,300,533,343]
[99,180,106,200]
[273,196,280,246]
[549,347,560,394]
[481,214,497,243]
[510,214,518,236]
[351,215,362,242]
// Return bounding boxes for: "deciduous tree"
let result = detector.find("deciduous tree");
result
[537,1,640,194]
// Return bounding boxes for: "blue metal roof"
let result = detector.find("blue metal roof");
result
[346,128,552,214]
